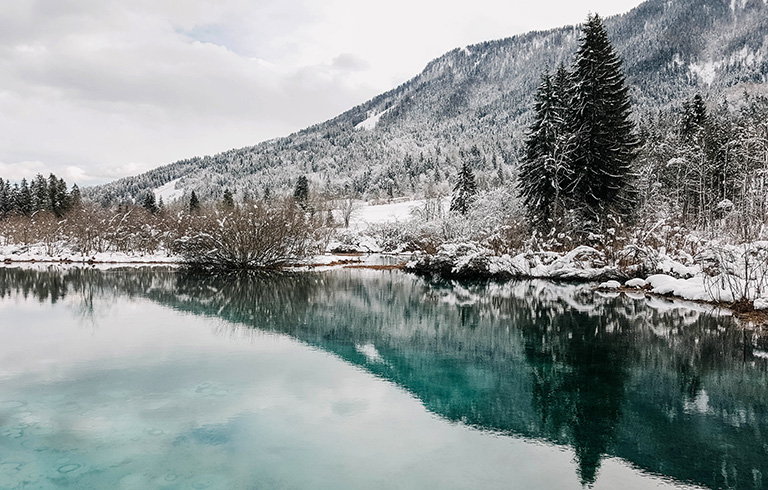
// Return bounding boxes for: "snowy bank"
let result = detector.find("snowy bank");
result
[0,242,179,264]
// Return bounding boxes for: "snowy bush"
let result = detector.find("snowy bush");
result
[175,199,321,270]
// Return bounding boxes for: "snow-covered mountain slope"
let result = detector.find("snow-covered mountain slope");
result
[85,0,768,205]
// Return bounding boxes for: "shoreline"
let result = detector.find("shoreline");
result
[596,285,768,328]
[3,254,766,327]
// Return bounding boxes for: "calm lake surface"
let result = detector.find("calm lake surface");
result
[1,266,767,490]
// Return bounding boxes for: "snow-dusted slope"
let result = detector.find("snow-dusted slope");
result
[85,0,768,205]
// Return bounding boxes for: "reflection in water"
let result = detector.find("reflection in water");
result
[1,266,768,489]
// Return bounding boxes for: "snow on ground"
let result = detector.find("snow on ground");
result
[689,60,719,85]
[0,242,179,264]
[355,108,391,131]
[344,199,426,230]
[154,178,184,203]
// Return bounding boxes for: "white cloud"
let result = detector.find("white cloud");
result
[0,0,645,186]
[0,160,49,182]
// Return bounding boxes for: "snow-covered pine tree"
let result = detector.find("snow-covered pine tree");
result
[222,188,235,210]
[450,161,477,215]
[189,190,200,213]
[518,66,573,230]
[681,94,708,143]
[567,14,637,221]
[141,191,158,214]
[294,176,309,209]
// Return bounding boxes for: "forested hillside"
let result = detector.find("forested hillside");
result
[85,0,768,206]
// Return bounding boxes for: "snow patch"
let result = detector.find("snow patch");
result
[754,298,768,310]
[154,178,184,203]
[689,61,719,85]
[730,0,748,10]
[355,108,391,131]
[625,278,647,288]
[598,280,622,289]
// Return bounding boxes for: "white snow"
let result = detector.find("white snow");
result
[625,278,647,288]
[355,108,391,131]
[755,298,768,310]
[598,280,622,289]
[353,199,425,229]
[0,242,179,265]
[689,61,719,85]
[153,178,184,203]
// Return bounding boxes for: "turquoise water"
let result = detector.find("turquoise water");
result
[0,266,767,489]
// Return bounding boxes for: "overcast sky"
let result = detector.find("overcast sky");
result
[0,0,645,186]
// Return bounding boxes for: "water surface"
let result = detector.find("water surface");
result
[1,266,767,489]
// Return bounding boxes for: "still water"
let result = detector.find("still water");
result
[0,266,767,490]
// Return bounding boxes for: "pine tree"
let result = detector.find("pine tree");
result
[567,14,637,220]
[222,188,235,210]
[69,184,82,209]
[450,161,477,215]
[518,66,573,230]
[142,191,158,214]
[0,179,12,217]
[681,94,708,143]
[189,190,200,213]
[294,176,309,209]
[17,179,32,215]
[31,174,49,212]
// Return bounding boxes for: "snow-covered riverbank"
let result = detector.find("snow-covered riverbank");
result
[3,198,767,316]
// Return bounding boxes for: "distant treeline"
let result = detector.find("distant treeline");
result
[0,174,81,218]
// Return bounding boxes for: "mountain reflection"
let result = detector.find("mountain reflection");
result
[1,266,767,489]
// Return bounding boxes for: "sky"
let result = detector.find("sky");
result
[0,0,644,186]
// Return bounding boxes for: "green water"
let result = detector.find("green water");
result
[0,266,767,489]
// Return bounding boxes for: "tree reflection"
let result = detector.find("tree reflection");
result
[2,266,768,489]
[522,301,631,485]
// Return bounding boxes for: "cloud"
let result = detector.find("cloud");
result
[0,161,49,182]
[332,53,370,72]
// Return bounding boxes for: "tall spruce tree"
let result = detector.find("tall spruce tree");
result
[294,176,309,209]
[450,161,477,215]
[222,188,235,210]
[567,14,637,220]
[189,190,200,213]
[141,191,158,214]
[518,66,573,230]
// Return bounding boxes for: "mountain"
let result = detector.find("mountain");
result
[85,0,768,205]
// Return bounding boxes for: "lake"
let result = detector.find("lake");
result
[1,266,767,489]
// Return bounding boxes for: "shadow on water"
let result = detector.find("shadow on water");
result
[2,266,768,489]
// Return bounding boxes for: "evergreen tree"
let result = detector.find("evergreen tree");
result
[294,176,309,209]
[142,191,158,214]
[450,161,477,215]
[17,179,32,215]
[51,176,70,216]
[518,67,573,230]
[567,14,637,220]
[681,94,708,143]
[189,190,200,213]
[222,188,235,210]
[31,174,49,212]
[69,184,82,209]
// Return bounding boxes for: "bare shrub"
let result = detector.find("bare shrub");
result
[175,199,320,270]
